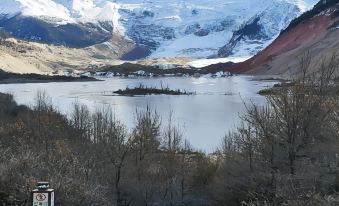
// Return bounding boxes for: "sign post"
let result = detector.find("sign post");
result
[32,182,54,206]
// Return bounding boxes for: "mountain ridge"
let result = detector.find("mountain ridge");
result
[0,0,318,60]
[222,0,339,76]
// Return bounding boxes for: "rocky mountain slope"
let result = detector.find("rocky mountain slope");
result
[226,0,339,76]
[0,0,317,60]
[0,36,128,74]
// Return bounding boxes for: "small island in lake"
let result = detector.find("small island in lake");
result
[113,84,195,96]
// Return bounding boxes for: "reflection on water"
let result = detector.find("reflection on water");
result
[0,76,276,152]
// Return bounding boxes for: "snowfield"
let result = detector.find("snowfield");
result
[188,57,251,68]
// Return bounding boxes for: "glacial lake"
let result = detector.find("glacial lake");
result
[0,76,276,152]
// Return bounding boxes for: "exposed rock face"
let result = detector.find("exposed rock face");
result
[218,1,301,58]
[194,29,210,37]
[218,17,268,57]
[0,15,113,48]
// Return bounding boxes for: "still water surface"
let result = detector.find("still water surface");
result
[0,76,276,152]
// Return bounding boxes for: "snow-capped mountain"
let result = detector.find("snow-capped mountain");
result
[0,0,318,59]
[225,0,339,75]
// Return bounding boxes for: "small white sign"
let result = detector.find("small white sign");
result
[33,193,49,206]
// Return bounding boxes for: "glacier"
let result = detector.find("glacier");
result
[0,0,318,59]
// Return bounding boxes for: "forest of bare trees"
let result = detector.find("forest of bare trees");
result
[1,54,339,205]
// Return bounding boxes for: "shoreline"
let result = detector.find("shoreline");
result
[0,77,101,84]
[0,69,100,84]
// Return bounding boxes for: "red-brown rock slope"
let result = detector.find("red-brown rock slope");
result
[229,0,339,76]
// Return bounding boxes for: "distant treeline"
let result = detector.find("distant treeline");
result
[0,69,97,83]
[100,62,200,76]
[99,62,232,76]
[0,28,11,39]
[1,54,339,205]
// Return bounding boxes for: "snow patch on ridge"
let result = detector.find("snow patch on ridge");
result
[285,0,316,12]
[150,31,234,58]
[96,2,124,34]
[188,57,251,68]
[0,0,21,17]
[16,0,73,22]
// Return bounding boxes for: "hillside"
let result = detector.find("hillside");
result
[227,0,339,76]
[0,36,131,74]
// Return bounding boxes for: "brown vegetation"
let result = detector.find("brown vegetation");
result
[1,55,339,205]
[0,69,98,84]
[113,84,195,96]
